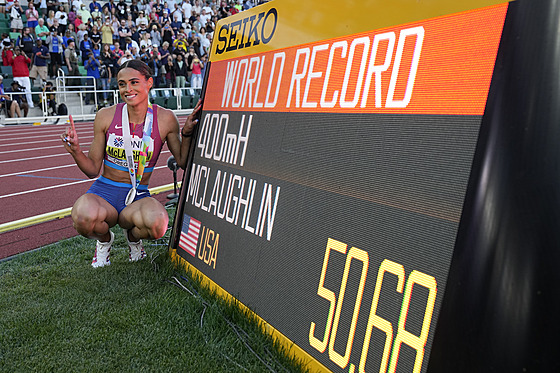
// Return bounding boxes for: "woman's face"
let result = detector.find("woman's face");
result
[117,67,153,106]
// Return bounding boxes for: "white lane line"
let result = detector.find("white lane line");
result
[0,179,95,199]
[0,164,172,198]
[0,181,178,233]
[0,135,94,146]
[0,141,93,154]
[0,164,76,178]
[0,153,69,163]
[0,126,94,140]
[0,124,94,139]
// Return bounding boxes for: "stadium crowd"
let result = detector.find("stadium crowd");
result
[0,0,267,116]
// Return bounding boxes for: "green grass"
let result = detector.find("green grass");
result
[0,210,307,373]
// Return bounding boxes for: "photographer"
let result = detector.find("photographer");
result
[11,46,33,108]
[0,76,22,118]
[118,48,133,65]
[43,81,57,115]
[8,80,29,117]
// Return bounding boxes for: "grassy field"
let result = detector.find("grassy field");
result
[0,213,307,373]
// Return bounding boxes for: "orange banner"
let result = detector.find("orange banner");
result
[204,4,508,116]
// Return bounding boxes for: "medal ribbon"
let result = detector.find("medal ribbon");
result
[121,103,154,190]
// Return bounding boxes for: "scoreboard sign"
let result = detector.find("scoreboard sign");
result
[171,0,560,371]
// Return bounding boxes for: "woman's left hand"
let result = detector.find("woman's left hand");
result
[181,99,202,138]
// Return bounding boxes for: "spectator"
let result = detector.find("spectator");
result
[171,12,181,33]
[112,40,124,59]
[118,18,131,49]
[173,52,188,88]
[90,24,101,49]
[130,0,139,20]
[124,36,139,54]
[59,0,69,12]
[150,24,162,47]
[190,53,203,91]
[64,39,80,86]
[46,9,56,28]
[136,10,148,27]
[91,5,102,21]
[161,21,174,46]
[83,51,100,104]
[100,18,113,44]
[25,3,40,33]
[148,7,159,24]
[68,5,77,25]
[89,0,101,13]
[74,12,83,29]
[139,31,152,51]
[39,0,48,18]
[35,18,50,42]
[163,57,175,87]
[116,0,127,20]
[118,48,133,65]
[170,3,182,22]
[55,5,68,34]
[159,40,171,61]
[99,43,114,103]
[0,75,22,118]
[9,80,29,116]
[199,27,210,56]
[192,0,202,15]
[79,32,92,59]
[71,0,84,12]
[76,23,87,46]
[66,21,77,41]
[172,30,188,56]
[9,1,23,33]
[102,0,116,14]
[16,27,36,59]
[30,38,50,88]
[160,8,171,26]
[10,46,33,107]
[46,26,63,77]
[77,3,92,23]
[139,44,154,73]
[182,0,193,20]
[130,24,140,44]
[2,40,13,66]
[124,12,134,28]
[43,81,57,115]
[199,8,210,29]
[92,42,100,58]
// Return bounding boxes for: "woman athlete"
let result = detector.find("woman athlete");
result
[61,59,201,267]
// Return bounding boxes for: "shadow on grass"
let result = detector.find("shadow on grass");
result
[0,212,308,373]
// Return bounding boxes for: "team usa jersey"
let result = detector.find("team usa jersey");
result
[104,103,164,177]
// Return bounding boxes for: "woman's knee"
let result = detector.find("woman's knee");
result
[71,194,115,234]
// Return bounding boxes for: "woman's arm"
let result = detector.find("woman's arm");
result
[61,107,113,178]
[163,100,202,169]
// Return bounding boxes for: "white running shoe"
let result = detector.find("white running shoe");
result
[125,229,146,262]
[91,231,114,268]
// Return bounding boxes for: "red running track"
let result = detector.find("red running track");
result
[0,119,186,260]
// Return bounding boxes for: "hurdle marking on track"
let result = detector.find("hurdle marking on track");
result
[0,183,180,233]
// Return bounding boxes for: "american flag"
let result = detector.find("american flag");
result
[179,215,201,257]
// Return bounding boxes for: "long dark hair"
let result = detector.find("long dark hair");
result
[117,59,153,80]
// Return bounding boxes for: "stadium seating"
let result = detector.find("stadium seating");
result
[1,65,12,77]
